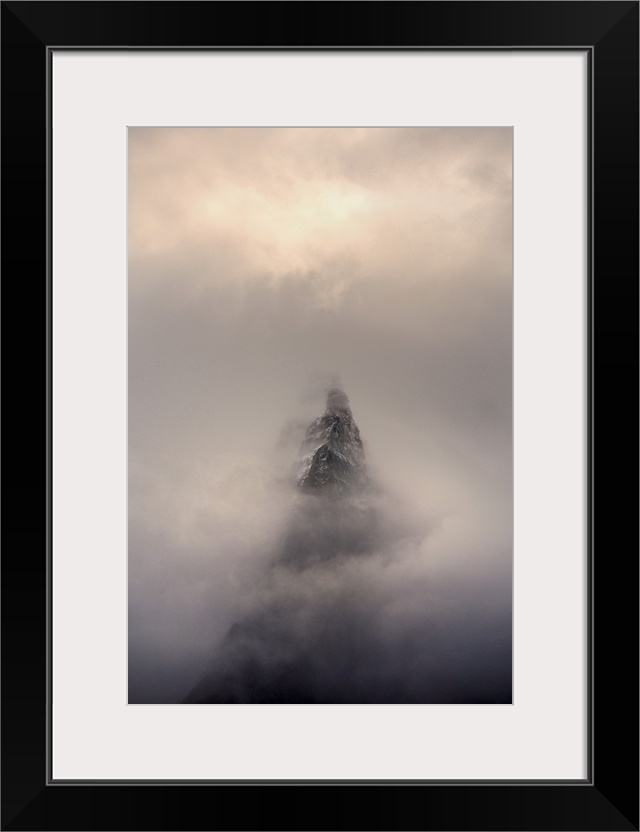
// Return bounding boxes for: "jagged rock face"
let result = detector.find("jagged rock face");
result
[297,388,367,495]
[279,388,377,570]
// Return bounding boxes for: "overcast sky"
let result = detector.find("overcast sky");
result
[128,127,513,704]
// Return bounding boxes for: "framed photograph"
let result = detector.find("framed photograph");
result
[2,2,637,830]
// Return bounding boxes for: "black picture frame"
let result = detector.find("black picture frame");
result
[2,2,638,830]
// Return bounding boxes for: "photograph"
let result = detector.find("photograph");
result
[127,126,513,705]
[3,0,637,824]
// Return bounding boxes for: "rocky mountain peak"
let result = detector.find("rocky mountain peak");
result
[297,386,367,494]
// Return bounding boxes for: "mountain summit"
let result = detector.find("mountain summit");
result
[179,385,512,706]
[279,387,376,570]
[297,387,367,495]
[183,386,381,703]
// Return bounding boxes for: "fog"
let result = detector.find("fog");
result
[128,127,512,704]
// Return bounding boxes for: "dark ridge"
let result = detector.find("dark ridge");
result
[183,387,384,703]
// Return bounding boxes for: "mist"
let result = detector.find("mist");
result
[128,127,512,704]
